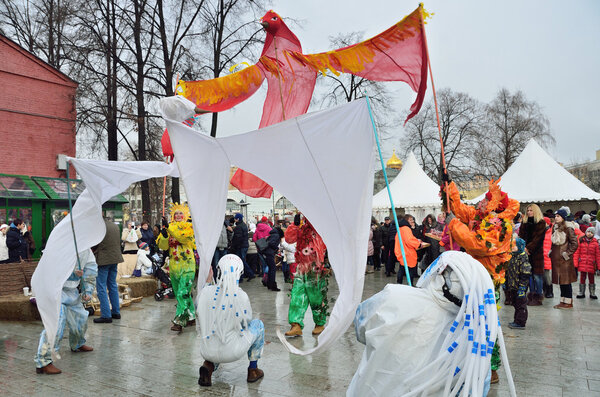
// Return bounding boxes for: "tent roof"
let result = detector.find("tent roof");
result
[372,152,441,208]
[470,139,600,204]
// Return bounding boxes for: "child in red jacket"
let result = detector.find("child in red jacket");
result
[574,227,600,299]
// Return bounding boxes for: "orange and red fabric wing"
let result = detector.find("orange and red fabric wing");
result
[287,6,429,123]
[177,64,265,112]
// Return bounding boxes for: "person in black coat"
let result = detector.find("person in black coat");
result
[6,219,28,262]
[231,213,253,281]
[372,217,383,270]
[385,219,399,276]
[262,227,282,291]
[139,221,157,254]
[380,217,391,269]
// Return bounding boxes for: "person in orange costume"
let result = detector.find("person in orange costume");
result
[445,179,520,285]
[394,215,423,284]
[444,177,519,384]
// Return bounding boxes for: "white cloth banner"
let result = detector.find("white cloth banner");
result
[33,98,375,356]
[31,160,179,348]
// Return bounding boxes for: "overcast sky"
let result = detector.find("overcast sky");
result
[214,0,600,166]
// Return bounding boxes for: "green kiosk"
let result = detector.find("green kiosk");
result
[0,173,127,259]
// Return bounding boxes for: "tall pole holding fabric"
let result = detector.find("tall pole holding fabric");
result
[66,161,82,272]
[365,95,412,286]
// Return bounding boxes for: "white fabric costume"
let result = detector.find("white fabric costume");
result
[197,254,264,364]
[348,251,517,397]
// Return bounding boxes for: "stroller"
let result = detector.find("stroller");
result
[152,253,174,301]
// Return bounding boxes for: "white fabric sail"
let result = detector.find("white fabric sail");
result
[32,98,375,356]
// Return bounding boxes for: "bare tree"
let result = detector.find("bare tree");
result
[477,88,554,177]
[402,88,483,183]
[1,0,76,71]
[151,0,207,203]
[199,0,265,138]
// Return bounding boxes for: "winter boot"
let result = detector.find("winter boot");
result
[285,323,303,337]
[490,370,499,384]
[576,283,586,299]
[247,368,264,383]
[198,360,215,386]
[562,297,573,308]
[545,284,554,298]
[312,325,325,335]
[553,297,565,309]
[590,284,598,300]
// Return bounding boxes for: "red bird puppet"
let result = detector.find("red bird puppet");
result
[164,5,430,198]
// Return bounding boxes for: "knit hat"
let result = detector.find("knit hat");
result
[139,242,149,250]
[0,224,7,231]
[234,213,243,220]
[586,227,596,235]
[515,237,526,254]
[260,216,268,223]
[582,214,591,223]
[555,209,568,220]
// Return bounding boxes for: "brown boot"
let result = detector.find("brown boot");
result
[312,325,325,335]
[553,297,565,309]
[285,323,302,337]
[198,360,215,386]
[490,369,499,384]
[171,323,183,333]
[186,319,196,327]
[36,363,62,375]
[247,368,264,383]
[71,345,94,352]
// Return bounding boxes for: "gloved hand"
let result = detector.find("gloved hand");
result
[161,227,168,238]
[548,250,552,258]
[441,169,451,184]
[561,251,570,261]
[161,216,169,229]
[294,214,301,226]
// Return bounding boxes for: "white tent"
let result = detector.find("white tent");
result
[469,139,600,206]
[372,152,441,222]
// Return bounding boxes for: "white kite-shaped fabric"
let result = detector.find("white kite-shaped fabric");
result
[32,98,375,356]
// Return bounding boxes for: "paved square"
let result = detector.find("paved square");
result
[1,271,599,396]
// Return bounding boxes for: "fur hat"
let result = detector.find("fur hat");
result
[0,224,7,231]
[555,208,568,220]
[582,214,591,223]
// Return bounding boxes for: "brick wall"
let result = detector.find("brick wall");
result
[0,36,77,177]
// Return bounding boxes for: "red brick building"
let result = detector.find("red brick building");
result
[0,34,78,177]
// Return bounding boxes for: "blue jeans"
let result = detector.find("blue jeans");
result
[237,247,254,278]
[212,248,228,279]
[530,274,543,295]
[96,264,120,318]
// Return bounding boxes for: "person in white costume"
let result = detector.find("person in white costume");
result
[348,251,517,397]
[197,254,265,386]
[34,249,98,374]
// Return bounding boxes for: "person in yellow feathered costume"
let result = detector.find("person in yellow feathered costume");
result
[157,203,196,333]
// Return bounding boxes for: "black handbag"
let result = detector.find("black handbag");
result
[255,237,268,252]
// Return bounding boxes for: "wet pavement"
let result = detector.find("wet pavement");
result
[1,269,599,396]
